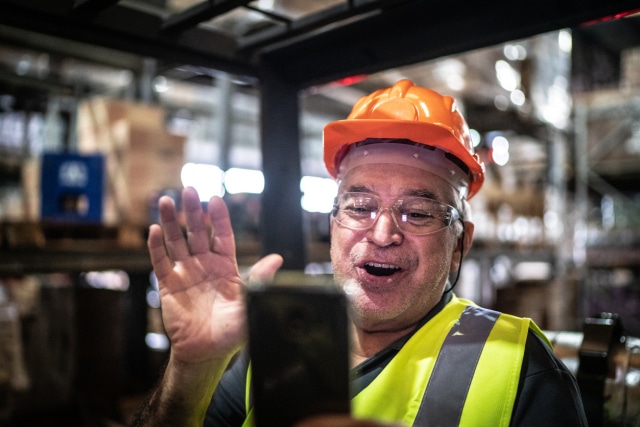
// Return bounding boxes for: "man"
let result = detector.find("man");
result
[133,79,587,426]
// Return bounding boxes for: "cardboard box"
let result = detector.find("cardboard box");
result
[77,97,186,226]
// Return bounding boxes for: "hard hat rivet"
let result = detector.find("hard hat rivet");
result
[413,153,419,159]
[363,150,369,156]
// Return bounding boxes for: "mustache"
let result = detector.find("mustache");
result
[350,247,417,269]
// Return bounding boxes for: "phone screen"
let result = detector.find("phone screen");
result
[246,285,351,427]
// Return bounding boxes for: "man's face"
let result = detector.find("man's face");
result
[330,162,461,333]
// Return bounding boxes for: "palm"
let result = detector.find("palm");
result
[156,245,245,363]
[148,187,281,364]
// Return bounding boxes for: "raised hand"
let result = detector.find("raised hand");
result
[133,187,281,426]
[147,186,282,365]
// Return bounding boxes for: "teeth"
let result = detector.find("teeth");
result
[365,262,399,270]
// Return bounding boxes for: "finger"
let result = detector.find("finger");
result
[147,224,174,280]
[158,194,190,261]
[207,196,236,258]
[182,187,210,255]
[247,253,284,286]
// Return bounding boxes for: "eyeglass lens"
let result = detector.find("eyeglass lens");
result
[333,192,459,235]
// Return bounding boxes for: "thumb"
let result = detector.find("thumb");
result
[247,253,284,285]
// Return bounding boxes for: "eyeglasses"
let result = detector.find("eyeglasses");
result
[332,192,460,236]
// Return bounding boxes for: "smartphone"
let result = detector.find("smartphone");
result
[246,284,351,427]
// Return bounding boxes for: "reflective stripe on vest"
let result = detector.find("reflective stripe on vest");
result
[415,305,499,426]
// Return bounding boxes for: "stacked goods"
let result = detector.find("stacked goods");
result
[77,98,186,227]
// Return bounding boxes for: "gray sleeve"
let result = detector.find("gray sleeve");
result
[204,350,249,427]
[510,332,588,427]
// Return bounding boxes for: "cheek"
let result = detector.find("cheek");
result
[329,227,365,286]
[330,230,351,273]
[414,235,457,278]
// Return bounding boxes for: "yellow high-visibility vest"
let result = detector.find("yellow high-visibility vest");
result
[242,295,549,427]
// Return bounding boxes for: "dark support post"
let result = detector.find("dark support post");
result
[577,313,624,427]
[259,74,307,270]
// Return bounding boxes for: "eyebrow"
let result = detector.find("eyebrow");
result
[402,189,438,200]
[344,186,439,201]
[345,185,370,193]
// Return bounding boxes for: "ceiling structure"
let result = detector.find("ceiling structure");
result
[0,0,639,89]
[1,0,640,269]
[2,0,638,181]
[1,1,639,163]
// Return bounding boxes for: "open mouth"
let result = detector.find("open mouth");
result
[364,262,401,277]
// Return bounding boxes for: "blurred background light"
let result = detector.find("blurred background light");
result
[224,167,264,194]
[495,60,520,91]
[180,163,225,201]
[491,135,510,166]
[558,29,572,53]
[300,176,338,213]
[503,43,527,61]
[82,270,130,291]
[510,89,526,106]
[145,332,170,351]
[470,128,482,147]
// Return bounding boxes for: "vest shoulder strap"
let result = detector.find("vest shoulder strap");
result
[415,304,499,426]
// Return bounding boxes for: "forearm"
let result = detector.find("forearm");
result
[131,354,232,427]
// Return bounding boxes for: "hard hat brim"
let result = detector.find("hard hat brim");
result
[323,119,484,199]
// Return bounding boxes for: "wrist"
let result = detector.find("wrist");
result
[153,352,234,425]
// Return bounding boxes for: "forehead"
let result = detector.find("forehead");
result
[338,163,457,202]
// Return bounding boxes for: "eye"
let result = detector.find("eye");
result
[341,194,378,217]
[346,199,377,215]
[400,208,436,223]
[406,209,434,219]
[399,199,440,223]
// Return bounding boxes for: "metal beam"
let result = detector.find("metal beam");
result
[162,0,250,33]
[260,0,640,88]
[0,248,152,274]
[587,117,633,161]
[72,0,121,16]
[259,71,306,270]
[0,1,259,79]
[3,0,639,90]
[238,1,351,50]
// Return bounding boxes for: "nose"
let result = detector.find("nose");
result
[367,208,404,246]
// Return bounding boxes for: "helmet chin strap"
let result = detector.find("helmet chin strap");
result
[445,218,465,295]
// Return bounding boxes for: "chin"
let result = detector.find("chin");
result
[349,293,404,322]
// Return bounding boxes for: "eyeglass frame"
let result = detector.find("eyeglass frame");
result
[331,191,462,236]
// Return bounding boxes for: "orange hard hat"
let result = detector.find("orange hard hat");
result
[323,79,484,199]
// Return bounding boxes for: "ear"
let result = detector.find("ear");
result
[450,220,474,272]
[329,212,336,238]
[329,197,338,236]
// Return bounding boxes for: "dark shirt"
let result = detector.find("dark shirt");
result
[205,294,587,426]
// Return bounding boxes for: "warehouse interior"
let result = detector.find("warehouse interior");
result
[0,0,640,426]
